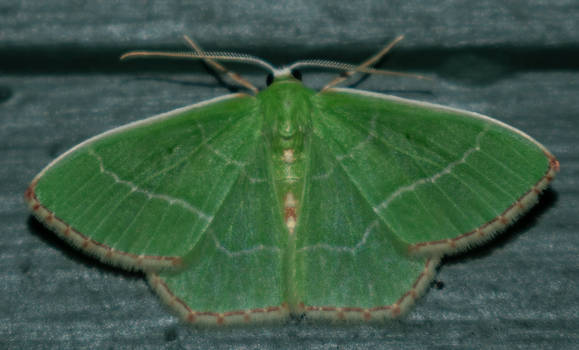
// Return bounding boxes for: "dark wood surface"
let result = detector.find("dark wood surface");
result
[1,1,577,349]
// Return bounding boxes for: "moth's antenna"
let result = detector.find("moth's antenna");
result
[182,35,259,94]
[321,35,405,90]
[120,49,277,80]
[288,60,430,83]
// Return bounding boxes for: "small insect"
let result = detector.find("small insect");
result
[26,36,558,325]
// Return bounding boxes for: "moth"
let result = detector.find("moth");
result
[26,36,558,325]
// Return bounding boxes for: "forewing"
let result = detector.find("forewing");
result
[27,94,262,270]
[314,89,557,256]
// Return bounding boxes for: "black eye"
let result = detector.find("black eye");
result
[291,69,302,81]
[266,73,274,86]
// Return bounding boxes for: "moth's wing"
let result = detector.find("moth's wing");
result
[293,94,433,321]
[312,88,558,256]
[293,88,557,321]
[26,94,280,272]
[148,130,290,325]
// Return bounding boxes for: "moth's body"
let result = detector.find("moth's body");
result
[258,76,315,310]
[260,77,313,235]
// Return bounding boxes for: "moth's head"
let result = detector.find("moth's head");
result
[266,68,303,87]
[258,67,313,153]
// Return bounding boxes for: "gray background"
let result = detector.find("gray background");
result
[1,1,577,349]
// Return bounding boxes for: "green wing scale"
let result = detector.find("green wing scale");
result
[27,74,558,325]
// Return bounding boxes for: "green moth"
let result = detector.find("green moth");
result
[26,37,558,325]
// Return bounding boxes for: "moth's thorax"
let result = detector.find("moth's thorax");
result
[257,79,314,235]
[258,78,314,153]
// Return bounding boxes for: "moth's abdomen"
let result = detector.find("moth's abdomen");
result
[273,147,305,234]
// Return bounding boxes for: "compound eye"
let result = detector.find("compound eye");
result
[266,73,274,86]
[291,69,302,81]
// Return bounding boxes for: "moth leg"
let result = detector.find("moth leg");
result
[322,35,404,90]
[183,35,259,94]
